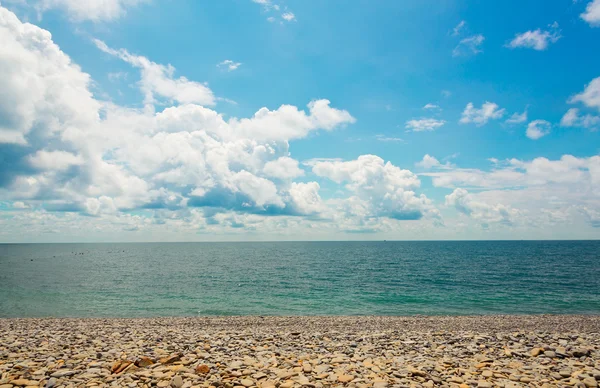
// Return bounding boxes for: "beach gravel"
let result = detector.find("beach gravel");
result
[0,316,599,387]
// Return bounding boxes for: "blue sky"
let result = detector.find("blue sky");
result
[0,0,599,241]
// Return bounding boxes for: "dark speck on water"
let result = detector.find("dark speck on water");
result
[0,241,598,317]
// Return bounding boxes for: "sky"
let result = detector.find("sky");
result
[0,0,599,242]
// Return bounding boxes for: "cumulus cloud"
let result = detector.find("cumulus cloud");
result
[507,22,561,50]
[312,155,439,222]
[526,120,551,140]
[94,39,216,106]
[569,76,600,111]
[415,154,451,169]
[423,103,440,110]
[228,99,355,141]
[0,6,100,147]
[12,201,29,209]
[581,206,600,227]
[405,118,446,132]
[217,60,242,72]
[505,109,528,124]
[263,157,304,180]
[581,0,600,27]
[287,182,323,216]
[445,188,521,226]
[453,34,484,57]
[0,5,359,232]
[459,102,505,126]
[281,12,295,22]
[27,150,83,171]
[32,0,147,22]
[421,154,600,230]
[423,154,600,190]
[560,108,600,130]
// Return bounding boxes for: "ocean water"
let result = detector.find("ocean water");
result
[0,241,599,317]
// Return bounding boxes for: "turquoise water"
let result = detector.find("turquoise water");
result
[0,241,599,317]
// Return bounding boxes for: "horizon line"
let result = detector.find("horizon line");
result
[1,239,599,244]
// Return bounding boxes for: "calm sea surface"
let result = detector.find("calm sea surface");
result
[0,241,599,317]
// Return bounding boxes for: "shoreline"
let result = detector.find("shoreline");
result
[1,316,599,387]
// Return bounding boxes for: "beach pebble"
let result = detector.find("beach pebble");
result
[530,348,543,357]
[338,375,354,383]
[171,376,183,387]
[10,380,35,387]
[50,370,77,378]
[0,317,598,388]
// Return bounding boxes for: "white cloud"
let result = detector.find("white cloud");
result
[405,118,446,132]
[263,157,304,180]
[34,0,147,22]
[581,206,600,227]
[28,150,83,171]
[217,59,242,72]
[231,170,284,208]
[422,154,600,191]
[415,154,451,169]
[505,109,528,124]
[560,108,600,129]
[561,108,579,127]
[229,99,355,141]
[302,158,343,167]
[452,20,465,36]
[0,6,100,146]
[445,188,521,226]
[441,90,452,98]
[526,119,551,140]
[0,5,359,228]
[423,103,440,110]
[420,155,600,230]
[507,23,561,50]
[312,155,439,222]
[375,135,404,142]
[569,76,600,111]
[93,39,216,106]
[107,71,128,82]
[453,34,484,57]
[459,102,505,126]
[287,182,323,215]
[281,12,295,22]
[251,0,295,23]
[3,4,599,239]
[581,0,600,26]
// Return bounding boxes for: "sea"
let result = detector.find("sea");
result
[0,241,599,317]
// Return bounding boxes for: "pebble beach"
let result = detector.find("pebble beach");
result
[1,316,599,388]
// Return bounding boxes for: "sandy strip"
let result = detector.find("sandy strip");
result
[1,316,599,388]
